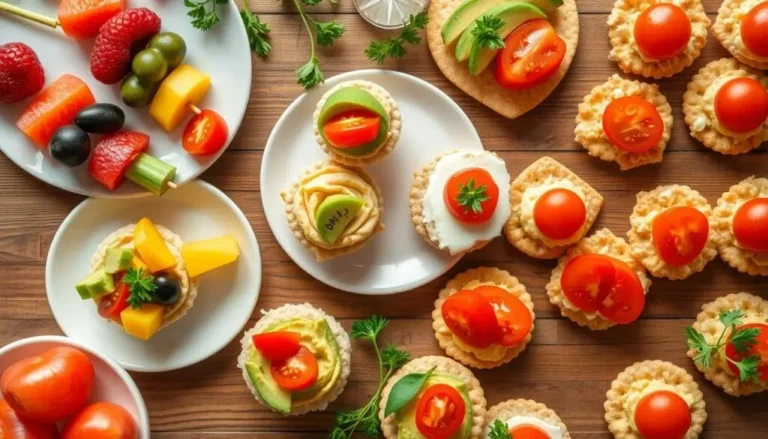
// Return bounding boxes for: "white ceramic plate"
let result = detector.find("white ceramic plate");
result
[0,0,251,197]
[46,180,261,372]
[261,70,483,295]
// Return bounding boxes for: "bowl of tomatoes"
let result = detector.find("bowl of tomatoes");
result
[0,335,149,438]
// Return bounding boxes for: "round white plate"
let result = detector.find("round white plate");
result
[261,70,483,295]
[0,0,251,197]
[46,180,261,372]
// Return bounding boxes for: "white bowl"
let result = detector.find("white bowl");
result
[0,335,150,438]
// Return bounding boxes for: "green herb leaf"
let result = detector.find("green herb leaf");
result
[365,13,429,65]
[184,0,228,31]
[473,15,505,50]
[730,326,760,355]
[296,56,324,89]
[122,267,156,309]
[685,326,713,369]
[240,8,271,57]
[316,21,345,47]
[489,419,512,439]
[382,344,411,370]
[456,178,490,214]
[732,355,761,383]
[720,309,744,327]
[384,366,435,416]
[351,315,389,340]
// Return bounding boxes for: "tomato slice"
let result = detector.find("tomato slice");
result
[443,168,500,224]
[733,198,768,252]
[725,323,768,382]
[633,3,691,60]
[560,254,617,313]
[652,206,709,266]
[182,109,229,156]
[97,276,130,322]
[494,20,566,91]
[474,286,532,347]
[634,390,691,439]
[602,96,664,153]
[598,258,646,325]
[441,289,501,349]
[741,3,768,57]
[533,188,586,240]
[270,346,318,391]
[509,425,550,439]
[322,110,381,149]
[714,77,768,134]
[252,331,302,361]
[415,384,466,439]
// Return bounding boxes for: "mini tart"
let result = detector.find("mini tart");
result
[627,185,717,280]
[483,399,570,439]
[683,58,768,155]
[713,0,768,70]
[712,177,768,276]
[574,75,673,170]
[604,360,707,439]
[504,156,603,259]
[280,160,384,261]
[312,80,401,166]
[607,0,710,78]
[379,356,487,439]
[546,228,652,331]
[432,267,534,369]
[688,293,768,396]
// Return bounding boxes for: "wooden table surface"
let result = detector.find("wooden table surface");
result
[2,0,768,437]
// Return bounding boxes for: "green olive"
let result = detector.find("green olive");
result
[121,75,158,108]
[132,48,168,85]
[148,32,187,69]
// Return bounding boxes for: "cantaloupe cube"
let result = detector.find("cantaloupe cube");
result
[181,235,239,278]
[133,217,176,273]
[149,64,211,132]
[120,304,164,340]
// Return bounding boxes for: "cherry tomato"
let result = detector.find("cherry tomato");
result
[494,20,566,90]
[443,168,500,224]
[714,77,768,134]
[725,323,768,382]
[182,109,229,156]
[652,206,709,266]
[533,188,586,240]
[733,198,768,252]
[61,402,137,439]
[322,110,380,149]
[560,254,617,313]
[415,384,466,439]
[633,3,691,60]
[270,346,318,391]
[597,258,646,324]
[474,286,532,347]
[634,390,691,439]
[1,347,94,423]
[509,424,550,439]
[441,289,501,349]
[741,3,768,57]
[97,276,129,322]
[252,331,302,361]
[0,399,59,439]
[602,96,664,153]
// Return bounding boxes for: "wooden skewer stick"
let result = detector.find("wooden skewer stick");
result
[166,181,178,189]
[0,1,59,29]
[187,103,202,115]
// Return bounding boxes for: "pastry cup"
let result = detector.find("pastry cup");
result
[713,0,768,70]
[483,399,570,439]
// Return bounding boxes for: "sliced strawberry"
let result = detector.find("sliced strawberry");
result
[90,8,161,84]
[88,131,149,190]
[58,0,126,39]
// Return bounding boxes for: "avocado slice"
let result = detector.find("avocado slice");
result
[104,248,135,274]
[245,349,291,414]
[316,87,390,155]
[75,269,115,300]
[394,373,473,439]
[315,195,364,244]
[525,0,563,16]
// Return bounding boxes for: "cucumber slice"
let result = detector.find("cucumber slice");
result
[126,153,177,196]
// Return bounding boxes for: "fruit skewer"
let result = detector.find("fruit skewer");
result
[0,1,59,29]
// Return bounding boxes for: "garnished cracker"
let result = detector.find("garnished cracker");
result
[713,0,768,70]
[483,399,570,438]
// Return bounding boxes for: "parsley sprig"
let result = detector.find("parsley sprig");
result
[457,178,490,214]
[489,419,512,439]
[365,13,429,65]
[184,0,229,31]
[185,0,272,57]
[472,16,505,50]
[292,0,346,89]
[122,267,157,309]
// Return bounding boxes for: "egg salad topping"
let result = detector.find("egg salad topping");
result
[624,380,693,434]
[520,178,587,247]
[613,0,694,63]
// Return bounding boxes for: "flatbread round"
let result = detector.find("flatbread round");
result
[483,399,570,438]
[713,0,768,70]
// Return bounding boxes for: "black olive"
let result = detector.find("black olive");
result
[49,125,91,167]
[151,274,181,305]
[75,103,125,134]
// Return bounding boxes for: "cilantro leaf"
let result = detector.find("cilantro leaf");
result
[732,355,762,383]
[472,15,505,50]
[240,8,271,57]
[296,56,324,89]
[122,267,156,309]
[351,315,389,340]
[382,344,411,372]
[457,178,490,214]
[365,13,429,65]
[316,21,345,47]
[730,326,760,355]
[184,0,227,31]
[489,419,512,439]
[719,309,745,327]
[685,326,714,369]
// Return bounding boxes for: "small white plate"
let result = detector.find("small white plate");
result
[0,0,251,197]
[261,70,483,295]
[46,180,261,372]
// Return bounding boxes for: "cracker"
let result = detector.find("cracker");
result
[574,75,673,170]
[627,185,717,280]
[432,267,535,369]
[483,399,570,438]
[713,0,768,70]
[426,0,579,119]
[546,229,652,331]
[504,157,603,259]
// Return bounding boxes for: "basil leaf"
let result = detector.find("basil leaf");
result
[384,366,436,417]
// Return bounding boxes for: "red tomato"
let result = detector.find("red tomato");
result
[61,402,137,439]
[0,399,59,439]
[633,3,691,60]
[560,254,617,313]
[634,390,692,439]
[321,110,380,149]
[474,286,532,347]
[441,290,501,349]
[443,168,500,224]
[533,188,587,240]
[714,77,768,134]
[1,347,94,423]
[252,331,302,361]
[509,425,550,439]
[598,258,646,325]
[733,198,768,252]
[97,276,129,322]
[270,347,318,391]
[652,206,709,266]
[58,0,125,39]
[725,323,768,382]
[415,384,466,439]
[494,20,566,90]
[741,3,768,57]
[602,96,664,153]
[182,110,229,156]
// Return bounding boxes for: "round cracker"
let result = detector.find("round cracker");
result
[426,0,579,119]
[483,399,570,438]
[713,0,768,70]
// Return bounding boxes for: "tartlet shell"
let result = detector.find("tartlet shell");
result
[483,399,570,438]
[713,0,768,70]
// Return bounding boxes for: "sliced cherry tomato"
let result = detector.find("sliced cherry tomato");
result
[61,402,136,439]
[322,110,380,149]
[252,331,302,361]
[733,198,768,252]
[725,323,768,382]
[182,109,229,156]
[533,188,586,240]
[97,276,130,322]
[0,398,59,439]
[633,3,691,60]
[474,286,532,347]
[598,258,646,325]
[714,77,768,134]
[415,384,466,439]
[443,168,500,224]
[509,425,550,439]
[652,206,709,266]
[634,390,691,439]
[560,254,617,313]
[741,3,768,57]
[270,346,318,391]
[602,96,664,153]
[494,20,566,90]
[441,290,501,349]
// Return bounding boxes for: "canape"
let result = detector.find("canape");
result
[713,0,768,70]
[483,399,570,439]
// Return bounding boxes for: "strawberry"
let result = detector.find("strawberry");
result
[90,8,161,84]
[0,43,45,104]
[88,131,150,190]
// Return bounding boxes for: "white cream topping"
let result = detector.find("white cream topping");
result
[701,73,766,140]
[519,178,588,248]
[624,380,693,434]
[503,416,563,439]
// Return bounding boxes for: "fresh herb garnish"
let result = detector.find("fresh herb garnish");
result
[185,0,272,57]
[122,267,156,309]
[489,419,512,439]
[457,178,490,213]
[473,15,505,50]
[184,0,229,31]
[292,0,345,89]
[384,366,435,416]
[240,5,271,57]
[315,21,345,47]
[365,13,429,65]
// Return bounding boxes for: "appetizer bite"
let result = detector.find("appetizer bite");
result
[313,80,401,165]
[432,267,534,369]
[237,303,351,415]
[574,75,672,170]
[484,399,569,439]
[683,58,768,155]
[605,360,706,439]
[280,160,384,261]
[686,293,768,396]
[546,229,651,330]
[713,0,768,70]
[627,185,717,280]
[607,0,710,78]
[379,356,486,439]
[504,156,603,259]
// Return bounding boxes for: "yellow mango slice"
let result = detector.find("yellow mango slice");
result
[181,235,240,278]
[120,304,164,340]
[134,217,176,273]
[149,64,211,132]
[132,256,147,270]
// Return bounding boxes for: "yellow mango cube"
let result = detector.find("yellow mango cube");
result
[149,64,211,132]
[182,235,240,278]
[132,256,147,270]
[134,217,176,273]
[120,304,164,340]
